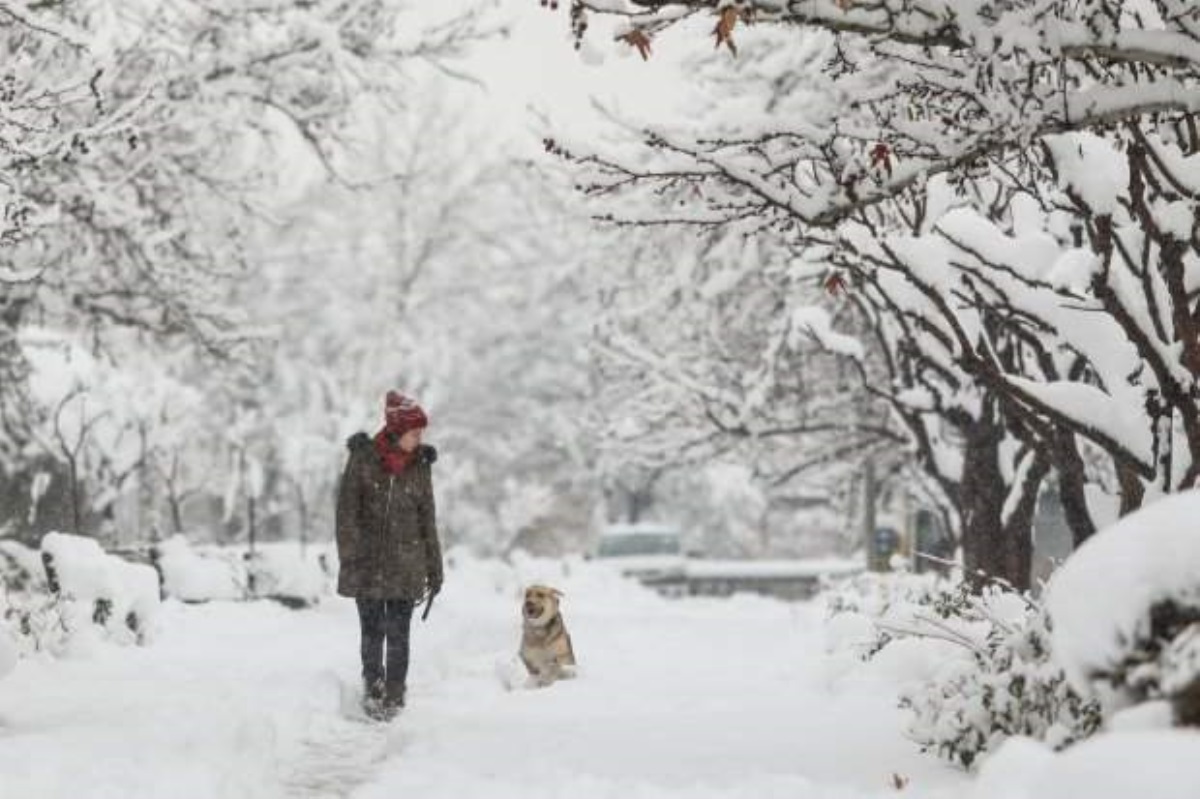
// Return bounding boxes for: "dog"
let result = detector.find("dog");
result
[519,584,576,687]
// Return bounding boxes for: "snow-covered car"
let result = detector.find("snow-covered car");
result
[591,522,688,591]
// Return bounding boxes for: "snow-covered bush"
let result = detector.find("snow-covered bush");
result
[161,538,334,607]
[1,590,69,658]
[823,570,949,658]
[899,596,1101,769]
[155,535,244,602]
[41,532,160,646]
[0,540,47,594]
[3,534,157,659]
[1047,490,1200,726]
[243,542,333,608]
[1,539,68,659]
[825,573,1100,769]
[824,569,946,617]
[2,541,39,674]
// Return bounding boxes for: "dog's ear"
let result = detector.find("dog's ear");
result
[550,587,564,598]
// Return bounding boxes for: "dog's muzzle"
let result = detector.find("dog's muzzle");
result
[524,601,541,618]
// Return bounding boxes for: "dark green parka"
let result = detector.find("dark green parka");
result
[335,433,443,600]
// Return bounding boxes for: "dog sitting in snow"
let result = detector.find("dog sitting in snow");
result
[519,584,576,686]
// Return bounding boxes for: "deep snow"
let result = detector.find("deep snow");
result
[0,553,966,799]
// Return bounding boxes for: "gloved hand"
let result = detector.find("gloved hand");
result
[421,573,442,622]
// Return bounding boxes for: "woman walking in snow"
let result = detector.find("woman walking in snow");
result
[336,391,443,719]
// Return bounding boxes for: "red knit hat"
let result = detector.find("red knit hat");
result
[384,391,428,434]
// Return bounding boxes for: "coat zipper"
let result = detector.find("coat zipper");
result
[383,474,395,588]
[384,475,396,527]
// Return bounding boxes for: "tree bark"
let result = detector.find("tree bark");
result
[1117,463,1145,516]
[958,410,1040,592]
[1051,430,1097,547]
[67,456,82,535]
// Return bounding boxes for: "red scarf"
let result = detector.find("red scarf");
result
[374,430,417,475]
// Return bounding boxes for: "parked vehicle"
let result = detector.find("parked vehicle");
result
[593,522,862,601]
[591,522,688,591]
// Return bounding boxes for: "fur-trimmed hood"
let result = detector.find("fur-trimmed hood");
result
[346,431,437,465]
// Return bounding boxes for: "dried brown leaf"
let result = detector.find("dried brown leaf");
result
[713,6,739,56]
[621,29,653,61]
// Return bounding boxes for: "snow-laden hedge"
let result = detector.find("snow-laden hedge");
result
[824,572,1100,770]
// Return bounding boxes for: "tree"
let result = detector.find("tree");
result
[589,223,908,554]
[225,77,604,556]
[0,5,130,467]
[0,1,495,539]
[534,0,1200,588]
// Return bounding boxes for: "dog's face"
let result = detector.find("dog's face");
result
[522,585,562,625]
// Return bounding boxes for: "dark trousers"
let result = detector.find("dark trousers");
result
[356,598,415,687]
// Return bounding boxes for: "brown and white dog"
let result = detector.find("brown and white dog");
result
[519,584,576,687]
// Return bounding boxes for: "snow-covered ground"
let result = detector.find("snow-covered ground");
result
[0,553,967,799]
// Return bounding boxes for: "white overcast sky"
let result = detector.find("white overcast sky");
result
[450,2,704,155]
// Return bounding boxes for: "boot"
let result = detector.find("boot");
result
[362,677,386,719]
[383,681,406,718]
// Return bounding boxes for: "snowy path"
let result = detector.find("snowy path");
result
[280,712,390,798]
[0,560,969,799]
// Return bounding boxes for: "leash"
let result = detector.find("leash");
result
[420,589,436,621]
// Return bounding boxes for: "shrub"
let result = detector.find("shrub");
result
[825,573,1102,770]
[899,596,1102,769]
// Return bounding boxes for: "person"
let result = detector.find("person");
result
[335,391,443,719]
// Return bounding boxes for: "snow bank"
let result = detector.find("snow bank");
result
[454,546,669,614]
[684,557,862,579]
[969,736,1055,799]
[0,626,15,677]
[972,731,1200,799]
[0,549,974,797]
[1045,490,1200,695]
